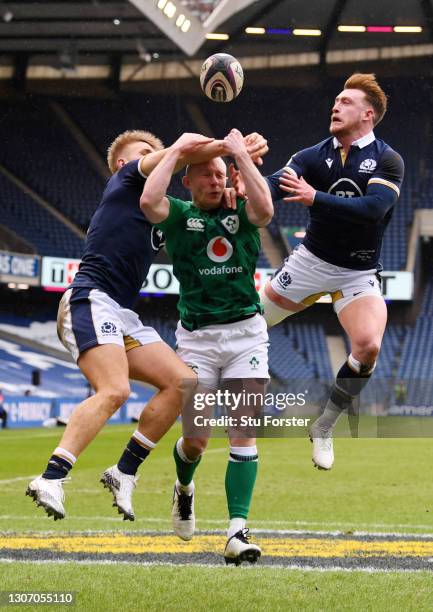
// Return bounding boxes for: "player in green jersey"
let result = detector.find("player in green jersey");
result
[140,129,273,565]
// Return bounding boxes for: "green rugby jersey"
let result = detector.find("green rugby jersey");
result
[157,196,263,330]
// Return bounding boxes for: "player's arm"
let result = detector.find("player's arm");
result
[264,151,306,202]
[140,132,268,176]
[140,134,213,224]
[179,131,268,170]
[313,181,398,223]
[224,129,273,226]
[225,150,303,214]
[280,150,404,223]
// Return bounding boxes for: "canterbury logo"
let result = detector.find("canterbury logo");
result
[187,218,205,231]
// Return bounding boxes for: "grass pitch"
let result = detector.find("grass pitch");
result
[2,564,433,612]
[1,424,433,610]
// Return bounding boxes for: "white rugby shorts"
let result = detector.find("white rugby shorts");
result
[270,244,383,315]
[57,287,162,362]
[175,313,269,385]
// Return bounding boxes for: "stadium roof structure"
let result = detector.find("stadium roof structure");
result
[1,0,433,87]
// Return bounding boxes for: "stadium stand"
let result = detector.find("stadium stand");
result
[0,172,84,258]
[268,326,315,380]
[0,98,104,231]
[0,316,66,352]
[268,322,333,382]
[0,335,89,397]
[60,93,196,200]
[59,97,140,158]
[0,327,154,403]
[392,279,433,406]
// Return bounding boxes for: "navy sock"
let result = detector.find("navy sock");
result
[335,361,372,401]
[118,437,150,475]
[42,455,73,480]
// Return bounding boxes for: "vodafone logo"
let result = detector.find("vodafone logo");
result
[206,236,233,263]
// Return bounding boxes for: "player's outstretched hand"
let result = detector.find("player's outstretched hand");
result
[223,162,250,210]
[173,132,214,154]
[229,162,246,198]
[224,128,247,158]
[244,132,268,166]
[279,172,316,207]
[223,187,238,210]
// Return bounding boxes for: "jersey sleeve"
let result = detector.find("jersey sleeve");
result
[155,196,188,233]
[265,149,308,202]
[236,198,260,229]
[368,148,405,196]
[117,158,147,186]
[313,182,399,224]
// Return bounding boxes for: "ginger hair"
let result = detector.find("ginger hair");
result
[106,130,164,174]
[344,73,387,126]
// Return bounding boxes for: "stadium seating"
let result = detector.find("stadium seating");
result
[268,322,333,382]
[0,335,90,397]
[0,98,104,230]
[61,93,195,200]
[59,97,140,158]
[392,280,433,406]
[0,172,84,258]
[0,322,152,402]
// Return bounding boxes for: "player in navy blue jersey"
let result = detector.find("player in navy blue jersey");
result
[261,73,404,469]
[27,128,269,520]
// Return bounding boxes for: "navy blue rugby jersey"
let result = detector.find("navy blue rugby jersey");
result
[266,132,404,270]
[72,159,165,308]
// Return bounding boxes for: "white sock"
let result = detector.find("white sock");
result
[54,447,77,465]
[133,430,156,450]
[176,437,197,463]
[348,353,376,375]
[229,445,258,462]
[228,517,246,539]
[176,478,194,495]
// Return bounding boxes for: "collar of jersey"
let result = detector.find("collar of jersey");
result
[332,131,375,150]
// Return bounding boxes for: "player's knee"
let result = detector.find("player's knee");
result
[183,437,208,458]
[355,338,381,365]
[101,384,131,412]
[164,372,198,406]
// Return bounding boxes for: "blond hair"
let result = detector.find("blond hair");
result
[107,130,164,174]
[344,73,387,126]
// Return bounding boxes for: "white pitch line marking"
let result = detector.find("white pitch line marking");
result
[0,558,428,574]
[0,475,38,485]
[1,526,433,539]
[0,432,61,441]
[1,515,432,534]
